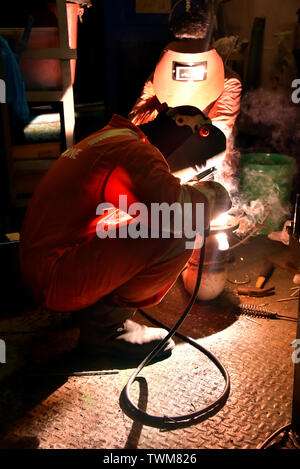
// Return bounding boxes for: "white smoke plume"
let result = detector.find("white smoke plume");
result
[237,88,300,160]
[215,89,300,236]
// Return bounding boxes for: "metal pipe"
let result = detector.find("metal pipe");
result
[293,194,300,239]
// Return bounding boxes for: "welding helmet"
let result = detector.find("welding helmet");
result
[140,105,226,173]
[153,0,224,112]
[153,40,224,112]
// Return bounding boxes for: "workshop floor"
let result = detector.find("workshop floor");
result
[0,235,298,450]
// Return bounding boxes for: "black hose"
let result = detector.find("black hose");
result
[120,232,231,429]
[256,424,292,449]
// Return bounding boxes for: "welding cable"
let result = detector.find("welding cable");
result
[256,423,292,449]
[120,234,231,429]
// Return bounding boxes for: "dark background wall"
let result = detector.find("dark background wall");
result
[0,0,178,118]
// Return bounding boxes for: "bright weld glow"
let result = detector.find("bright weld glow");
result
[216,232,229,251]
[211,212,230,227]
[191,65,206,80]
[176,65,206,81]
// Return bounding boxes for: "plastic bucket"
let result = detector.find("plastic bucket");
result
[239,153,297,233]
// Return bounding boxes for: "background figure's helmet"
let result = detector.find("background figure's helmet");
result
[139,105,226,173]
[153,40,225,113]
[153,0,224,113]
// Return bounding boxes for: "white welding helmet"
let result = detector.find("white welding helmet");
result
[153,39,225,112]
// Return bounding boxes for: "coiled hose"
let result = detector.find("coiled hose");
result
[120,233,231,429]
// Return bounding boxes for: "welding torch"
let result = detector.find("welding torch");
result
[196,166,216,181]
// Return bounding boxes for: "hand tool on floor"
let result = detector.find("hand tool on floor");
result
[267,258,299,276]
[236,260,275,296]
[255,260,274,288]
[237,286,275,297]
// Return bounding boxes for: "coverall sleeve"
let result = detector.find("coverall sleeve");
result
[129,73,162,125]
[130,71,242,135]
[207,76,242,139]
[104,139,211,231]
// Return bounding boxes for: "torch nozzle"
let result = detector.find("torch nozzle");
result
[196,166,216,181]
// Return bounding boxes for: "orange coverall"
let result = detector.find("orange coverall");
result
[19,115,209,312]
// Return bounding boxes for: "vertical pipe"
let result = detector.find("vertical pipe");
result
[291,295,300,434]
[293,194,300,240]
[291,194,300,434]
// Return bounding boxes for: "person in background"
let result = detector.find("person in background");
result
[129,1,242,185]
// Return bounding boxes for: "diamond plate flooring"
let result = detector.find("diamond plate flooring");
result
[0,236,299,449]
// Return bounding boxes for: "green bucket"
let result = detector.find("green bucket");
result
[239,153,297,234]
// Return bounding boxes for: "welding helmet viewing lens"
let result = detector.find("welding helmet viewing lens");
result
[153,41,225,112]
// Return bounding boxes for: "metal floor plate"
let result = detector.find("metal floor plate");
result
[0,236,298,449]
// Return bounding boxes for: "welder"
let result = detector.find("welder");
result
[129,1,242,183]
[19,105,231,362]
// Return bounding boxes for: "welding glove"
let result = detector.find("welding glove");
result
[76,299,174,361]
[192,181,232,221]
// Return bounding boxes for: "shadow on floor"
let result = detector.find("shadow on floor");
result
[0,278,238,442]
[136,279,239,344]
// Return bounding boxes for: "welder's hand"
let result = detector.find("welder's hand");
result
[193,181,232,220]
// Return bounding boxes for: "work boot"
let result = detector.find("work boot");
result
[75,300,175,362]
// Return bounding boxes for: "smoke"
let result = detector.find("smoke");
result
[213,175,260,237]
[237,88,300,159]
[227,88,299,235]
[213,150,252,236]
[215,155,294,236]
[215,161,292,236]
[235,185,292,236]
[213,97,296,237]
